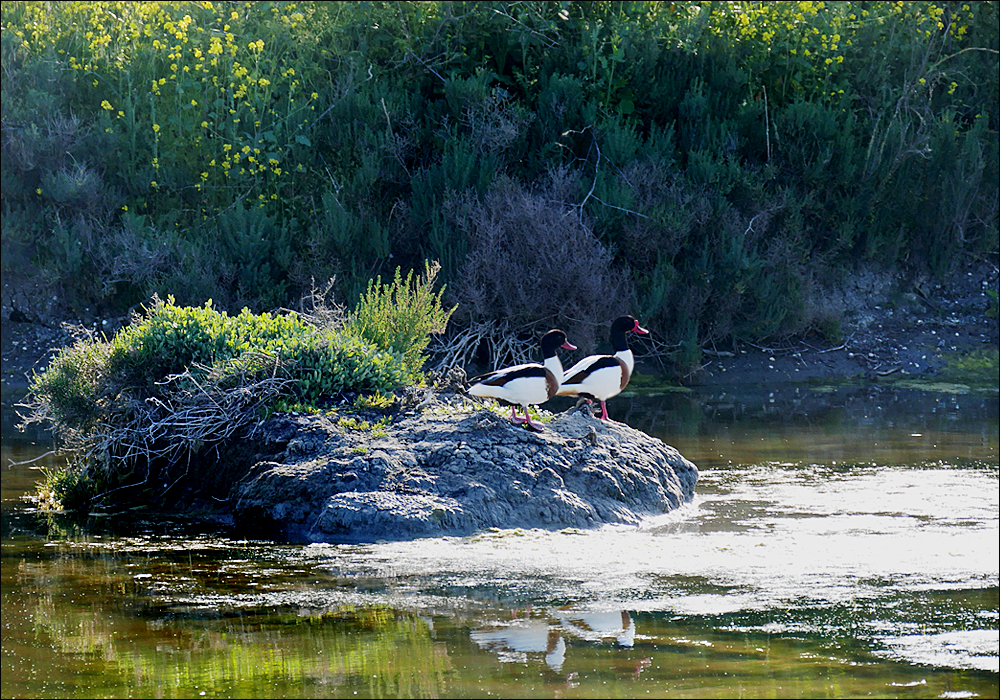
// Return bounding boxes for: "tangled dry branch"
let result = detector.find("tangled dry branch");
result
[50,359,296,504]
[427,319,541,372]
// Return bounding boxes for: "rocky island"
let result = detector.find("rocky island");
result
[233,393,699,543]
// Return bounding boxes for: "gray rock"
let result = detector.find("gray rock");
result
[233,395,698,543]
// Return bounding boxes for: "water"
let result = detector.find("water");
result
[2,384,998,698]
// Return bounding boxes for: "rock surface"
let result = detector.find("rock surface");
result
[232,395,699,543]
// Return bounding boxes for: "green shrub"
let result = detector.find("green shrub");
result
[344,261,456,381]
[29,283,449,442]
[39,460,100,512]
[29,334,112,431]
[25,289,445,510]
[285,331,410,401]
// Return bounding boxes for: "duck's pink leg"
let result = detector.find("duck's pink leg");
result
[599,400,610,420]
[511,406,526,424]
[525,409,546,431]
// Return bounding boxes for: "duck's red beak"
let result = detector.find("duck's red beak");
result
[633,321,649,335]
[562,341,578,351]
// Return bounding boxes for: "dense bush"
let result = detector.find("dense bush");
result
[30,296,411,430]
[25,273,452,509]
[3,1,997,373]
[448,174,631,355]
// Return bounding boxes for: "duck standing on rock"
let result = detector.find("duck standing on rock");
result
[557,315,649,420]
[466,329,576,430]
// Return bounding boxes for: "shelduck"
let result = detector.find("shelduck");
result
[557,315,649,420]
[467,329,576,430]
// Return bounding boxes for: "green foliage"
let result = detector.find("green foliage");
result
[39,461,99,512]
[986,289,999,320]
[353,391,398,410]
[29,295,413,436]
[336,415,390,438]
[344,261,456,380]
[941,347,1000,387]
[29,337,112,432]
[3,1,997,376]
[287,332,410,402]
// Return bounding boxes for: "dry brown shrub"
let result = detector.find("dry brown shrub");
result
[446,176,631,364]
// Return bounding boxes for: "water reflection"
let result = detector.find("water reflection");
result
[3,385,998,698]
[470,610,634,673]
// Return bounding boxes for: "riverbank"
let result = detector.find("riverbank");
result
[3,262,998,404]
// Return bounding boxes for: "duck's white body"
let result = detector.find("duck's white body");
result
[559,350,634,401]
[557,316,648,420]
[468,357,563,407]
[467,330,575,430]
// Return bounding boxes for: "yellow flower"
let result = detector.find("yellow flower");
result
[36,188,42,195]
[101,100,113,110]
[152,123,160,132]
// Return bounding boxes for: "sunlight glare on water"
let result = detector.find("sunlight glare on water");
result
[879,630,999,673]
[302,462,998,617]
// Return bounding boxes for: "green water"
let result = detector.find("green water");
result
[2,384,998,698]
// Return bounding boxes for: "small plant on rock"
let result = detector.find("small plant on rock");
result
[344,261,456,381]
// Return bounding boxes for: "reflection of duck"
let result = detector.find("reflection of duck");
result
[557,316,648,420]
[559,610,635,648]
[470,620,566,672]
[467,329,576,430]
